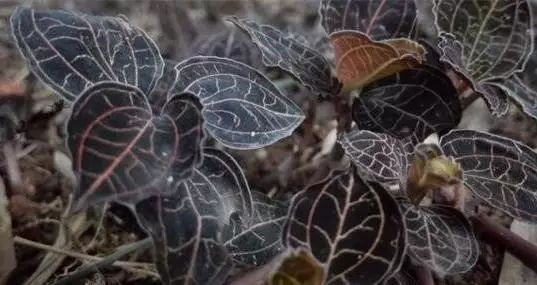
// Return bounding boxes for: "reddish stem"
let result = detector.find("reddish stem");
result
[413,265,435,285]
[470,215,537,274]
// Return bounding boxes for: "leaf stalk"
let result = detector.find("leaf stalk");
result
[470,215,537,274]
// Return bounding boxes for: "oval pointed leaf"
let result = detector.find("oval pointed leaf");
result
[491,76,537,120]
[224,191,287,267]
[330,31,425,91]
[434,0,533,82]
[10,7,163,101]
[228,17,340,97]
[135,148,254,284]
[67,82,203,210]
[402,203,479,274]
[320,0,418,40]
[283,171,406,284]
[339,129,413,184]
[441,130,537,222]
[353,65,462,142]
[136,188,233,285]
[170,56,305,149]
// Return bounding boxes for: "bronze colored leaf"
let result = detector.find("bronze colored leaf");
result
[330,31,425,91]
[383,38,426,59]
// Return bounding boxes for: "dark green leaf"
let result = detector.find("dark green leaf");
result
[441,130,537,222]
[434,0,533,82]
[170,56,305,149]
[433,0,534,115]
[352,65,462,143]
[224,191,287,267]
[10,7,163,100]
[228,17,340,97]
[402,202,479,274]
[135,148,252,284]
[67,82,203,210]
[283,171,406,284]
[339,128,413,185]
[136,187,232,285]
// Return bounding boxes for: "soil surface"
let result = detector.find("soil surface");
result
[0,1,535,285]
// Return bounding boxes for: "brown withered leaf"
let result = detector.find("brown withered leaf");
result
[330,30,425,91]
[266,249,324,285]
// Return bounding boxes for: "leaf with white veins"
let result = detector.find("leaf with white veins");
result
[170,56,305,149]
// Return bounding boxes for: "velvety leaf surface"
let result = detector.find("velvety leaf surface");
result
[266,249,324,285]
[441,130,537,222]
[135,187,232,285]
[224,191,287,266]
[171,56,305,149]
[402,203,479,274]
[11,7,163,101]
[229,17,339,97]
[136,147,254,284]
[192,28,259,67]
[339,129,413,185]
[190,148,253,222]
[162,94,206,183]
[434,0,534,115]
[67,82,203,210]
[491,76,537,120]
[330,31,424,91]
[353,65,462,142]
[434,0,533,82]
[283,171,406,284]
[320,0,418,40]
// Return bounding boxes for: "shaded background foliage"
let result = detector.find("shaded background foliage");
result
[0,1,537,285]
